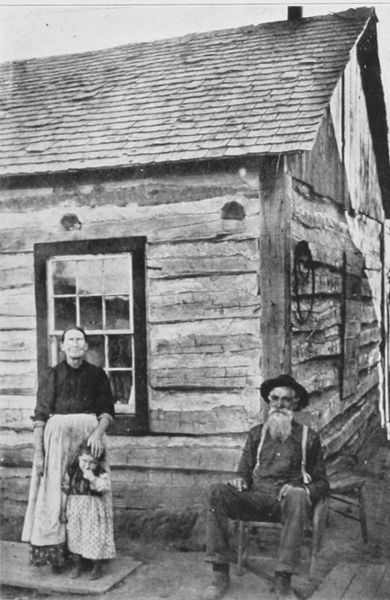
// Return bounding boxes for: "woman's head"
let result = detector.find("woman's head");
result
[61,327,88,364]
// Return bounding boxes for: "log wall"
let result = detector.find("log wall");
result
[0,163,263,537]
[289,45,385,458]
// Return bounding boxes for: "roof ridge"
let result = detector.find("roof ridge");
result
[0,6,375,68]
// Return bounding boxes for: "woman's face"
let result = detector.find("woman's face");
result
[61,329,88,361]
[79,453,98,473]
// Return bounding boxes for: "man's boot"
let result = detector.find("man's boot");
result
[202,563,230,600]
[273,571,297,600]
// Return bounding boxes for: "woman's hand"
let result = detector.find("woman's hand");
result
[87,431,104,457]
[34,451,45,477]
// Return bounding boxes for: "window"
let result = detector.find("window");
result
[35,237,148,434]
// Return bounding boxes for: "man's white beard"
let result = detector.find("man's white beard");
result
[267,408,293,441]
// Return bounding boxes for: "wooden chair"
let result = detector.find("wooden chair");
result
[329,473,368,543]
[236,496,329,579]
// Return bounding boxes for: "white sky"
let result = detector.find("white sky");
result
[1,2,390,124]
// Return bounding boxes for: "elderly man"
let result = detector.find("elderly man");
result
[203,374,329,600]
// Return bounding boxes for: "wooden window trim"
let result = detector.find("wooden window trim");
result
[34,237,148,435]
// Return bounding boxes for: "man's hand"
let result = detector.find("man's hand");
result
[227,477,248,492]
[278,483,292,502]
[87,431,104,457]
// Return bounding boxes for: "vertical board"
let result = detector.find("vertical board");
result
[259,156,291,378]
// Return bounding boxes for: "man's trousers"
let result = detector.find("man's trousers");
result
[204,482,311,573]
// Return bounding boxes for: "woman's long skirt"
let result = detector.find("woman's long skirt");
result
[21,413,112,567]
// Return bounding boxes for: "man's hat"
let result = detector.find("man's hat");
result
[260,374,309,411]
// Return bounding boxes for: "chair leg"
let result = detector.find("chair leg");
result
[236,521,245,576]
[358,489,368,543]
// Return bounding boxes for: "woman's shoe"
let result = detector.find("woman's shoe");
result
[69,554,82,578]
[89,561,103,580]
[51,564,64,575]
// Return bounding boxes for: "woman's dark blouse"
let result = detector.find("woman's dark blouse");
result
[33,360,115,422]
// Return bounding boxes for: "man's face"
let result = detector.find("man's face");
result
[268,386,298,413]
[61,329,88,361]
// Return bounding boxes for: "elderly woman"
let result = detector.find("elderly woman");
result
[22,326,115,573]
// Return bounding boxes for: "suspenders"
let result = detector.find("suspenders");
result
[254,423,312,484]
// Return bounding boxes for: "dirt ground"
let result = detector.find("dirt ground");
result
[2,434,390,600]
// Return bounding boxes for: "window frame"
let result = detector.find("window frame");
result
[34,237,148,435]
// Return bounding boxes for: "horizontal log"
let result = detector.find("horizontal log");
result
[150,406,253,435]
[292,220,350,255]
[359,326,381,346]
[0,195,260,252]
[358,345,381,370]
[0,168,259,211]
[149,291,261,322]
[147,239,259,279]
[149,388,260,412]
[150,348,260,370]
[0,372,36,396]
[108,434,244,472]
[150,317,260,343]
[291,298,341,332]
[292,361,340,394]
[0,360,36,376]
[0,330,36,362]
[294,268,343,296]
[150,333,261,357]
[0,287,35,318]
[150,366,261,390]
[0,395,35,410]
[292,325,341,364]
[149,272,258,297]
[0,252,34,291]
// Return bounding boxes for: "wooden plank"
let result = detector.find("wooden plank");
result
[373,565,390,599]
[342,564,387,600]
[310,563,358,600]
[259,156,291,377]
[0,541,141,595]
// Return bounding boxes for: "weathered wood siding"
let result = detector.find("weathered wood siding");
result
[0,163,263,535]
[0,165,264,434]
[288,45,385,458]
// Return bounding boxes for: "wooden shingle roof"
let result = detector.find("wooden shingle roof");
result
[0,7,380,176]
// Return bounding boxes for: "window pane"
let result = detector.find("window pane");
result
[109,371,133,404]
[86,335,105,367]
[78,259,104,295]
[105,296,130,329]
[80,296,103,330]
[53,260,76,294]
[104,256,130,295]
[108,335,132,367]
[54,297,76,331]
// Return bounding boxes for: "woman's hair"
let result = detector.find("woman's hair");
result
[61,326,88,343]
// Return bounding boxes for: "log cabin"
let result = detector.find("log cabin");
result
[1,7,390,542]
